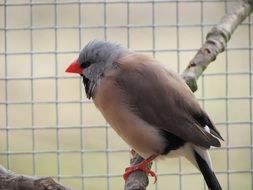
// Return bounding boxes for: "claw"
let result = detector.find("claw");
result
[123,154,158,183]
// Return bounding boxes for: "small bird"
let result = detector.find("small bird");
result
[66,39,223,190]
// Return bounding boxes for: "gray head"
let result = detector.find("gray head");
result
[66,39,128,98]
[79,39,127,70]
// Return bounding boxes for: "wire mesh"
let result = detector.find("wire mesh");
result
[0,0,252,189]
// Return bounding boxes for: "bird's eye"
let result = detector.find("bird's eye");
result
[81,61,91,68]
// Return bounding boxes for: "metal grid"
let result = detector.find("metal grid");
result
[0,0,252,189]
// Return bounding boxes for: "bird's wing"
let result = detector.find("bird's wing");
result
[115,53,222,148]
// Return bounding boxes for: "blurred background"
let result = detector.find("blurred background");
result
[0,0,252,189]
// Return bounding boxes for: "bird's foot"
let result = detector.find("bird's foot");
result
[123,154,158,183]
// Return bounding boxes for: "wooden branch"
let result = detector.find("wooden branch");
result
[0,165,70,190]
[124,0,253,189]
[124,150,151,190]
[182,0,253,92]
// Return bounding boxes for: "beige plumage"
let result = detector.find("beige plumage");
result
[66,40,223,190]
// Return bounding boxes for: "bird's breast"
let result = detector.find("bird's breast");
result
[92,74,166,159]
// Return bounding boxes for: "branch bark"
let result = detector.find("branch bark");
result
[182,0,253,92]
[124,0,253,189]
[0,165,70,190]
[124,150,152,190]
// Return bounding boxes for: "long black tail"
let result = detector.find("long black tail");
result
[194,150,222,190]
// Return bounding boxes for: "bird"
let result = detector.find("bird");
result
[66,39,223,190]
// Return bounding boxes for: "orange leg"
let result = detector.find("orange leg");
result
[123,154,158,183]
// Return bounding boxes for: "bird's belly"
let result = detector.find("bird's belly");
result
[93,89,166,158]
[102,106,166,158]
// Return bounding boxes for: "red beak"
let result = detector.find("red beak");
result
[65,59,83,74]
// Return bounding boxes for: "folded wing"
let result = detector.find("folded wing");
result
[115,53,223,149]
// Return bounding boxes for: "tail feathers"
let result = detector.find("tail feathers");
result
[194,150,222,190]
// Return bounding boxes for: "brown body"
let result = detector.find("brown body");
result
[93,53,221,158]
[93,60,167,158]
[66,40,223,190]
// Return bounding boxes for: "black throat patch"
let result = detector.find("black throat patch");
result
[83,76,95,99]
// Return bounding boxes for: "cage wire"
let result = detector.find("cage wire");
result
[0,0,252,189]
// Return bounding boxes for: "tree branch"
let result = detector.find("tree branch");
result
[124,150,151,190]
[124,0,253,189]
[182,0,253,92]
[0,165,70,190]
